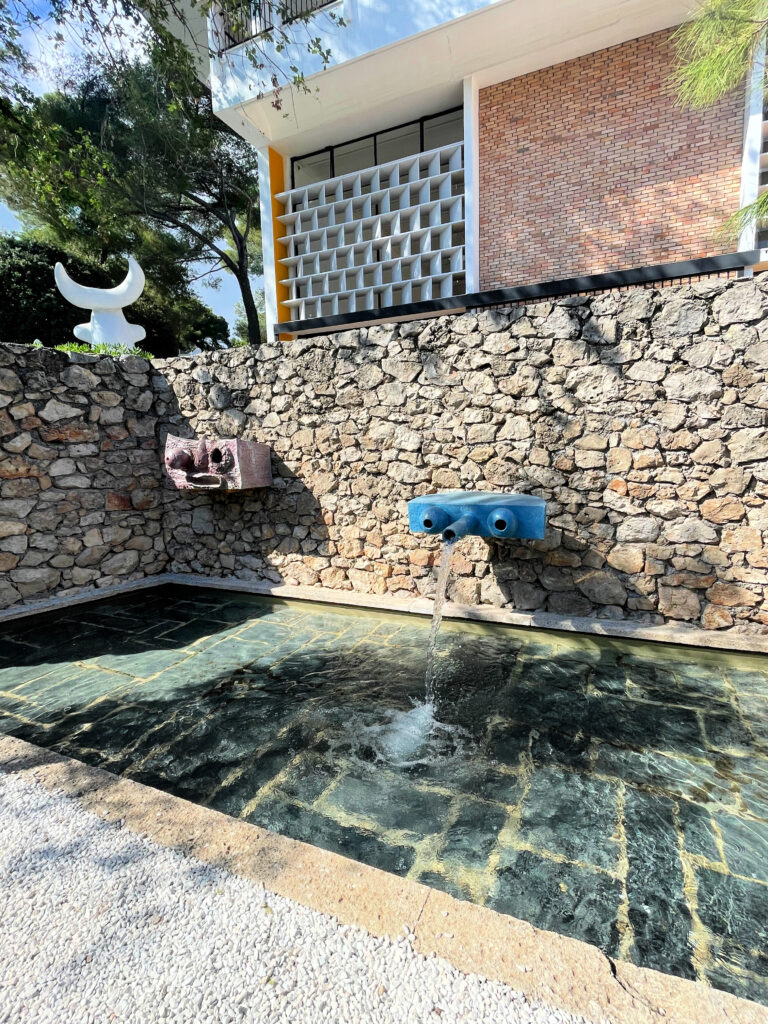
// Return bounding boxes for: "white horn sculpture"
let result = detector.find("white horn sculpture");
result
[54,256,147,349]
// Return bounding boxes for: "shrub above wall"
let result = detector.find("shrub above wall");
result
[153,274,768,634]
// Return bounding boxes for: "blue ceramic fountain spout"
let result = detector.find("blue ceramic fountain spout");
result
[408,491,546,542]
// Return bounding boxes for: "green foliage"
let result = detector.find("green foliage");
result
[0,2,349,346]
[0,49,265,344]
[233,294,266,347]
[0,2,345,110]
[48,341,154,358]
[0,234,228,356]
[717,191,768,245]
[180,303,230,352]
[233,301,248,347]
[674,1,768,238]
[0,234,86,347]
[221,219,264,278]
[673,0,768,108]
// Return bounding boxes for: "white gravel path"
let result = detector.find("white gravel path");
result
[0,771,605,1024]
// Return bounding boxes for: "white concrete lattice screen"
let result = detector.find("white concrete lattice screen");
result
[275,142,465,321]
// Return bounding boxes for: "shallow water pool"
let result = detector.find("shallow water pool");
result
[1,585,767,1006]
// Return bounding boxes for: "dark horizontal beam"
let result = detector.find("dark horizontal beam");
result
[274,250,762,339]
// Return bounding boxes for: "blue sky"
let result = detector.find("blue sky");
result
[0,207,20,234]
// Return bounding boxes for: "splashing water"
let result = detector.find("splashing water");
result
[356,702,470,767]
[424,540,455,705]
[332,541,463,768]
[330,540,459,768]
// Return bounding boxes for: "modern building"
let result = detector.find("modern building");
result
[174,1,764,337]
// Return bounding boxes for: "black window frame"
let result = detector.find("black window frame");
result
[290,105,463,188]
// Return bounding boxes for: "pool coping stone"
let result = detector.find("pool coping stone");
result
[2,573,768,656]
[1,733,766,1024]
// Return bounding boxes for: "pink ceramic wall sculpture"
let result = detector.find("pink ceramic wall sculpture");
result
[164,435,272,491]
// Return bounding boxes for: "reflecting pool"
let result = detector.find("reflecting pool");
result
[1,585,767,1006]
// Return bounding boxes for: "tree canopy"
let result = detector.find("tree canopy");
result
[0,1,343,109]
[0,234,229,355]
[0,50,265,344]
[0,2,345,349]
[674,0,768,108]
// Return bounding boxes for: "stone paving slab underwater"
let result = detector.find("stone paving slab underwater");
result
[2,584,768,1007]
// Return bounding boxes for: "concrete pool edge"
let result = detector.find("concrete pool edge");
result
[1,734,765,1024]
[2,572,768,656]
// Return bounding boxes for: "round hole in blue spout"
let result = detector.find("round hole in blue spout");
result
[423,517,433,529]
[495,518,507,531]
[444,528,456,541]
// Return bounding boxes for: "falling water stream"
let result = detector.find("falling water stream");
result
[424,539,455,705]
[365,539,459,765]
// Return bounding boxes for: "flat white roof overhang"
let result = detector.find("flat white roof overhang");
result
[212,0,698,156]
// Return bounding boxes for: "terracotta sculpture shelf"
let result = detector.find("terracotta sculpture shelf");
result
[164,435,272,491]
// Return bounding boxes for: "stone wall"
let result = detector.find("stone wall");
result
[0,345,165,609]
[2,274,766,632]
[154,275,768,634]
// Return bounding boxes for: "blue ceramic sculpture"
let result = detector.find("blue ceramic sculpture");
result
[408,491,546,542]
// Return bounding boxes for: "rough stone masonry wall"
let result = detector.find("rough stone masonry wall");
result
[155,274,768,634]
[0,345,165,610]
[478,28,744,291]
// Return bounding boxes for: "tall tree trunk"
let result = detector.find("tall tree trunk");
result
[231,230,262,348]
[234,263,262,347]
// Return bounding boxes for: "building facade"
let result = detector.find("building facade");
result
[189,0,763,336]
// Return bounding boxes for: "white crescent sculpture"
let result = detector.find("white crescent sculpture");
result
[54,256,147,349]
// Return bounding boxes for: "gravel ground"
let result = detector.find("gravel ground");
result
[0,771,605,1024]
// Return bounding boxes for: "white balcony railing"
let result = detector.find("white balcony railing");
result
[212,0,337,50]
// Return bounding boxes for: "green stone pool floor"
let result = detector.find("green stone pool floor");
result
[1,586,768,1007]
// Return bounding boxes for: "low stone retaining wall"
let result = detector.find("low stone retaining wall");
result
[154,275,768,633]
[1,273,767,631]
[0,345,165,608]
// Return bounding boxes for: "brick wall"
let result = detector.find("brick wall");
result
[478,29,745,291]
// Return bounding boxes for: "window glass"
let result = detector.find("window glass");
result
[291,108,463,186]
[334,137,376,177]
[293,151,332,187]
[423,110,463,150]
[377,123,420,164]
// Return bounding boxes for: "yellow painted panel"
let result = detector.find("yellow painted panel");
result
[269,147,290,326]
